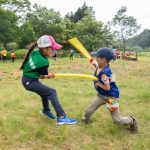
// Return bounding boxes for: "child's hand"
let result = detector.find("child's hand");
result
[95,82,101,87]
[92,59,98,68]
[47,73,55,79]
[90,59,98,68]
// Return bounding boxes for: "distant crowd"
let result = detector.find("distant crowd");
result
[0,47,138,63]
[112,48,137,60]
[0,49,15,62]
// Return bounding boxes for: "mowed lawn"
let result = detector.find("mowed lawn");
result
[0,56,150,150]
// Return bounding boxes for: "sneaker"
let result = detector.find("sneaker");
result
[130,116,138,133]
[57,115,77,125]
[41,110,56,120]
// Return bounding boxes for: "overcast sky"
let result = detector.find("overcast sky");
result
[30,0,150,31]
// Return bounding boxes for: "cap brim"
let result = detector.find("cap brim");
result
[51,43,62,50]
[91,51,98,56]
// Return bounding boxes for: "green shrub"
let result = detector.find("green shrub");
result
[6,42,18,51]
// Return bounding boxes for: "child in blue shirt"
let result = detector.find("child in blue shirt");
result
[82,48,138,133]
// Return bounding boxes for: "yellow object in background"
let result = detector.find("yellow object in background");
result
[54,73,98,81]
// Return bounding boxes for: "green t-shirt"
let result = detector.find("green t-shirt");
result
[23,50,49,78]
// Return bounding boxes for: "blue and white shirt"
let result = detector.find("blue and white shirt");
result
[94,65,120,98]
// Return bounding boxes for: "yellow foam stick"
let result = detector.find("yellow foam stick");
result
[68,37,92,60]
[54,73,98,81]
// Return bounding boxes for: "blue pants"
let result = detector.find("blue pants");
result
[22,77,65,117]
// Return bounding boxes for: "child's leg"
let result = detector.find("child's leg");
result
[22,78,65,117]
[105,98,138,132]
[110,109,132,125]
[40,95,50,111]
[106,98,132,125]
[47,88,65,117]
[38,86,65,117]
[110,109,138,132]
[3,56,5,62]
[83,95,106,121]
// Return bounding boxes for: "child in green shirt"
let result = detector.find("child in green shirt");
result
[21,35,77,125]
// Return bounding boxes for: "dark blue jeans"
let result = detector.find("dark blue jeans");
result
[22,77,65,117]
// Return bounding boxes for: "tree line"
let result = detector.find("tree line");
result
[127,29,150,51]
[0,0,148,52]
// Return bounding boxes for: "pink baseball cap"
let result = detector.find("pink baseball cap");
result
[37,35,62,50]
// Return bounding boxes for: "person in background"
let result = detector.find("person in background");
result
[11,51,15,62]
[112,47,117,60]
[1,49,7,62]
[70,48,74,60]
[53,50,57,61]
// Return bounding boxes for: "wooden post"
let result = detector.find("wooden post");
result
[136,52,138,61]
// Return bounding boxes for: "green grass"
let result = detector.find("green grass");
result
[0,56,150,150]
[139,51,150,57]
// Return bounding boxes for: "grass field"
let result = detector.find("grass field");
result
[139,52,150,57]
[0,56,150,150]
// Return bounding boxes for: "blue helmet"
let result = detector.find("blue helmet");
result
[91,48,115,61]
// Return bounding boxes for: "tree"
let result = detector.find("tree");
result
[1,0,31,23]
[61,18,76,42]
[0,8,18,48]
[65,2,95,22]
[111,6,140,51]
[104,22,114,47]
[127,29,150,49]
[0,0,31,13]
[75,15,112,50]
[0,1,114,51]
[26,4,64,42]
[19,22,36,48]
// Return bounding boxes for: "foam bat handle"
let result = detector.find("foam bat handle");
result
[54,73,98,81]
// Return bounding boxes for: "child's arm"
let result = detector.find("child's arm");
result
[95,74,110,91]
[40,73,55,79]
[38,65,55,79]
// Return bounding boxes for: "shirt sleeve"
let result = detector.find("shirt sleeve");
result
[37,65,49,75]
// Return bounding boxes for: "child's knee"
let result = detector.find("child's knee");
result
[51,88,56,94]
[48,88,57,96]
